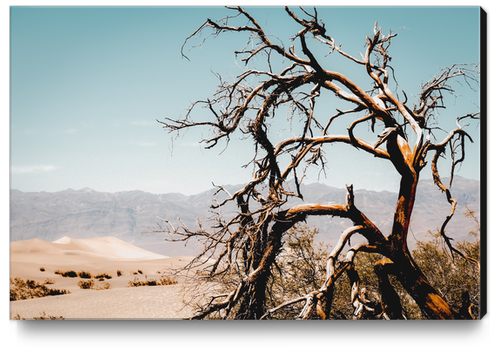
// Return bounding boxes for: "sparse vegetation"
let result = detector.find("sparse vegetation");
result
[33,312,66,320]
[412,211,481,319]
[96,282,112,290]
[127,276,177,287]
[13,312,65,320]
[258,224,480,320]
[78,279,95,289]
[43,278,55,285]
[77,279,113,290]
[10,278,70,301]
[77,271,92,279]
[117,270,124,277]
[39,267,45,272]
[54,270,77,278]
[94,273,112,280]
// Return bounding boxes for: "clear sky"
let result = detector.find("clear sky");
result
[9,4,481,195]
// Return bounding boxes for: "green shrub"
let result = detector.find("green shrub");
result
[78,280,94,289]
[10,278,70,301]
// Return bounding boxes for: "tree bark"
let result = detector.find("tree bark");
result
[393,250,459,319]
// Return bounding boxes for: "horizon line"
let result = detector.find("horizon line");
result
[9,174,480,196]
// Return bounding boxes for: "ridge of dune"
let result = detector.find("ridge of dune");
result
[9,236,169,261]
[52,236,73,244]
[50,235,169,260]
[10,238,62,254]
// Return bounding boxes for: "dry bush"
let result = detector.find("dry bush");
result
[78,279,95,289]
[54,270,77,278]
[94,273,112,280]
[127,276,178,287]
[96,282,112,290]
[77,271,92,279]
[10,278,70,301]
[12,312,65,320]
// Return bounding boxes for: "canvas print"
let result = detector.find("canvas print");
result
[10,6,484,320]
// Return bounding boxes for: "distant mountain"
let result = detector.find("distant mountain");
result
[10,188,207,256]
[10,176,480,256]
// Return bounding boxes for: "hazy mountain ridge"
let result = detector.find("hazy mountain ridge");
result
[10,176,480,256]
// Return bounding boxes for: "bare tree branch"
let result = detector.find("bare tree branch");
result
[157,6,479,320]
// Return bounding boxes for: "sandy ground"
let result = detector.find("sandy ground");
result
[10,236,207,320]
[10,285,195,319]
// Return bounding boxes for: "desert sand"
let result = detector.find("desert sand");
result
[10,236,205,319]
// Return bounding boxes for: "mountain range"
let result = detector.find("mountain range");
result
[10,176,480,256]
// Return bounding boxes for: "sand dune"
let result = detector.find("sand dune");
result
[10,236,204,319]
[52,236,169,260]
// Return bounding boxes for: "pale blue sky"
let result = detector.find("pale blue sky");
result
[10,6,481,195]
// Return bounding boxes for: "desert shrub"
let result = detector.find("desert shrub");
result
[127,276,177,287]
[159,277,178,285]
[10,278,70,301]
[54,270,77,278]
[94,273,112,280]
[138,270,143,274]
[117,270,123,277]
[96,282,112,290]
[77,271,92,279]
[39,267,45,272]
[43,278,55,285]
[413,233,480,318]
[48,288,70,296]
[12,312,65,320]
[33,311,65,320]
[127,278,142,287]
[63,270,77,278]
[78,280,94,289]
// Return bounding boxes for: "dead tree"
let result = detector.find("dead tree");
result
[157,6,480,319]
